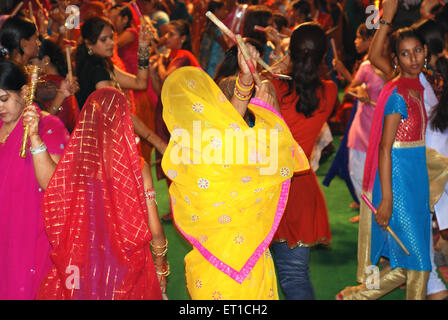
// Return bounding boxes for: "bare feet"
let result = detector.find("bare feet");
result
[427,290,448,300]
[349,215,360,223]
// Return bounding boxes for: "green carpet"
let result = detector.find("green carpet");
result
[151,134,430,300]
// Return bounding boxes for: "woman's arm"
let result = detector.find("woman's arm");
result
[48,76,80,115]
[376,112,401,230]
[131,114,167,155]
[23,105,61,190]
[141,161,168,293]
[230,43,260,116]
[367,0,398,81]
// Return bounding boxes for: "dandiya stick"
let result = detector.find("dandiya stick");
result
[361,194,411,256]
[65,47,72,83]
[330,37,343,79]
[235,34,262,87]
[254,25,288,39]
[325,25,339,36]
[11,2,23,16]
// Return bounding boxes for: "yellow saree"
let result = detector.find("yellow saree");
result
[161,67,309,299]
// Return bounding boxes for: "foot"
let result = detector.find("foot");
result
[349,202,360,209]
[161,213,172,222]
[335,284,366,300]
[349,215,360,223]
[427,290,448,300]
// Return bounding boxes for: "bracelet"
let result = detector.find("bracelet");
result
[145,187,157,204]
[236,75,254,92]
[150,238,168,249]
[379,19,393,27]
[30,143,47,155]
[234,85,253,101]
[138,59,149,69]
[238,72,254,87]
[155,261,171,277]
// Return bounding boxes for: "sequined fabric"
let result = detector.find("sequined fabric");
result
[37,88,162,300]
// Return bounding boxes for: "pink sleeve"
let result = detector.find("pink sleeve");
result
[39,115,70,156]
[354,61,368,84]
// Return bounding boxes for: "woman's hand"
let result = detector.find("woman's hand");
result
[22,104,40,138]
[138,21,153,48]
[254,80,280,111]
[332,58,345,73]
[375,198,393,231]
[355,85,370,103]
[237,41,259,86]
[264,26,282,48]
[59,75,79,98]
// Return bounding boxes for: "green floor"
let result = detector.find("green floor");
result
[151,135,418,300]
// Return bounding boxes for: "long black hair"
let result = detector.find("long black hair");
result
[0,58,27,92]
[75,17,114,77]
[213,37,264,84]
[0,16,36,56]
[414,19,448,132]
[286,22,327,118]
[38,38,68,77]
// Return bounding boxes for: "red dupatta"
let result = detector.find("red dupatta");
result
[37,87,162,300]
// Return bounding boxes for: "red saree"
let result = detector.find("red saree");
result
[37,88,162,300]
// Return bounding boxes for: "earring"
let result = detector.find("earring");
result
[393,64,397,71]
[424,58,428,69]
[88,47,93,55]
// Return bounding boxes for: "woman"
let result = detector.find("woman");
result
[74,16,166,155]
[0,15,40,66]
[345,0,448,300]
[111,3,160,166]
[37,87,168,300]
[0,59,69,299]
[31,38,80,133]
[150,19,200,220]
[269,22,336,300]
[339,26,432,300]
[161,42,309,299]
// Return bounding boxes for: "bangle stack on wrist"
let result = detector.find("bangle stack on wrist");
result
[30,142,47,155]
[234,74,254,101]
[138,47,150,69]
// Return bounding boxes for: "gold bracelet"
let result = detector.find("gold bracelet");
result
[152,247,168,257]
[234,86,252,101]
[236,74,254,92]
[156,261,171,277]
[150,238,168,249]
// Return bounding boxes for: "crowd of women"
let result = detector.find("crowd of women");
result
[0,0,447,300]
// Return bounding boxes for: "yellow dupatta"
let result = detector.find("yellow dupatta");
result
[161,67,309,299]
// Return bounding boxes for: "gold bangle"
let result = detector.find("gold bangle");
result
[150,238,168,249]
[156,261,171,277]
[234,86,252,101]
[236,75,254,92]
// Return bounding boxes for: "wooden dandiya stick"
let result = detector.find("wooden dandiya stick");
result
[65,47,73,83]
[254,25,289,39]
[361,194,411,256]
[11,2,24,16]
[235,34,262,87]
[330,37,343,79]
[325,25,339,36]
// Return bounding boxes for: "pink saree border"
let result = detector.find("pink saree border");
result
[172,179,291,284]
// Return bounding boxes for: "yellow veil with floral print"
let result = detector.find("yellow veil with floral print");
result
[161,66,309,299]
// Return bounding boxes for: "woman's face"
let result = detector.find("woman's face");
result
[21,32,40,61]
[0,89,24,124]
[354,31,371,55]
[165,24,185,50]
[395,37,427,78]
[88,25,115,58]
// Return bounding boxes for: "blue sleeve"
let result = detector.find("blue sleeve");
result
[384,91,408,119]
